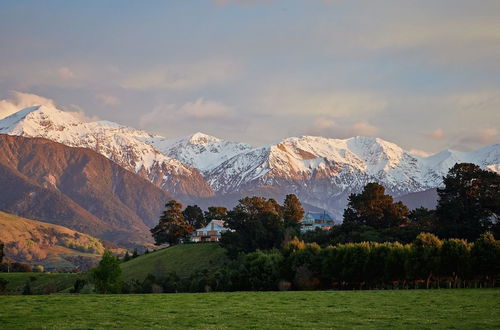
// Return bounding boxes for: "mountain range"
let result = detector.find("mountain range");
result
[1,104,499,220]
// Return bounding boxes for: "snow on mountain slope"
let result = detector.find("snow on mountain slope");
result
[0,105,213,197]
[201,135,499,216]
[1,103,498,217]
[144,132,253,173]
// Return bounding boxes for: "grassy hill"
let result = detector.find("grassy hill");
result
[0,210,118,271]
[121,243,227,281]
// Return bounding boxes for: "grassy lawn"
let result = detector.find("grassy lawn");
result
[121,243,227,281]
[0,289,498,329]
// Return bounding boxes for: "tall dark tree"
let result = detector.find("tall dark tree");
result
[343,183,410,229]
[282,194,305,230]
[183,205,206,229]
[151,200,194,246]
[436,163,500,240]
[204,206,228,221]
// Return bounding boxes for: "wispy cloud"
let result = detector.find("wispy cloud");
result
[305,116,379,138]
[121,60,240,91]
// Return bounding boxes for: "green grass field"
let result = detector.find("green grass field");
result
[121,243,227,281]
[0,289,498,329]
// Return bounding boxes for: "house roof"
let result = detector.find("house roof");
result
[304,212,334,221]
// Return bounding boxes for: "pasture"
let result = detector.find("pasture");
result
[1,289,498,329]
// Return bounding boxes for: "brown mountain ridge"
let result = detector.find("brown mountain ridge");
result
[0,134,171,248]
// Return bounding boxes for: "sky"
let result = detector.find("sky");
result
[0,0,499,155]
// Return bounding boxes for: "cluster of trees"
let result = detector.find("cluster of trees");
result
[74,232,500,294]
[308,163,500,245]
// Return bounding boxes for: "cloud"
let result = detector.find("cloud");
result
[423,128,445,140]
[409,149,432,157]
[305,116,378,138]
[461,128,498,145]
[0,92,56,119]
[121,60,240,90]
[139,98,233,128]
[96,94,120,106]
[256,86,388,119]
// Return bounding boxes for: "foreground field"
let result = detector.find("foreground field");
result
[1,289,499,329]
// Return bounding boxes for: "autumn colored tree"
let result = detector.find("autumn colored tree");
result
[151,200,194,246]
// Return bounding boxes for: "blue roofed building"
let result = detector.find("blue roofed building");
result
[191,220,229,242]
[300,212,335,232]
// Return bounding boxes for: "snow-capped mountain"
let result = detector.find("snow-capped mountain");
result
[1,105,498,217]
[203,135,499,216]
[144,132,253,173]
[0,105,213,197]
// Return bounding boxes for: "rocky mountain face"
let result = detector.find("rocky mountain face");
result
[0,134,171,247]
[1,105,498,219]
[0,106,213,197]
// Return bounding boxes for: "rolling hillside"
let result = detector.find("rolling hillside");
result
[121,243,227,281]
[0,211,116,271]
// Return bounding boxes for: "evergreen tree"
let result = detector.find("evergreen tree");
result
[436,163,500,240]
[132,248,138,259]
[123,251,131,262]
[183,205,206,229]
[92,250,123,293]
[151,200,194,246]
[282,194,305,231]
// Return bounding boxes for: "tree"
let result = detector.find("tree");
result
[220,197,285,258]
[343,183,410,229]
[282,194,304,231]
[92,250,123,293]
[408,233,442,288]
[409,207,437,233]
[204,206,228,221]
[471,232,500,283]
[436,163,500,240]
[123,251,131,262]
[151,200,194,246]
[132,248,138,259]
[0,241,4,263]
[183,205,206,229]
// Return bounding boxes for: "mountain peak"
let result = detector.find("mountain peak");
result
[188,132,221,145]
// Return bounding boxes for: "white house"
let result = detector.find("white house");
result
[191,220,228,242]
[300,212,335,232]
